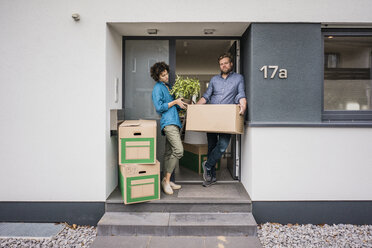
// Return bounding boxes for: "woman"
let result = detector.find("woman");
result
[151,62,187,195]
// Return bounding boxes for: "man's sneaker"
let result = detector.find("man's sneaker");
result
[202,161,211,182]
[202,177,217,187]
[169,181,181,190]
[162,178,174,195]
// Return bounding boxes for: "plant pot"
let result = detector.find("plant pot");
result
[184,131,207,144]
[182,99,192,104]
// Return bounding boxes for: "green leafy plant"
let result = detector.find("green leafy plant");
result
[170,75,200,102]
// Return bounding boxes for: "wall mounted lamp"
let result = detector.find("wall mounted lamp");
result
[72,13,80,21]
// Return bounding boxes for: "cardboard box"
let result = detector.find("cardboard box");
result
[179,142,220,174]
[119,120,156,165]
[186,104,244,134]
[119,160,160,204]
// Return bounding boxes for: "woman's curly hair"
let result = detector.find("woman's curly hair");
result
[150,62,169,81]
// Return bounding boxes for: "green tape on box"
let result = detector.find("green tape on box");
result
[119,170,159,204]
[121,137,155,164]
[126,174,159,203]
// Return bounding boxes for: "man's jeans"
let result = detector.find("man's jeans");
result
[205,133,231,177]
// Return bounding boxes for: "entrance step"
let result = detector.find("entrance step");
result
[97,212,257,236]
[106,182,251,213]
[91,235,263,248]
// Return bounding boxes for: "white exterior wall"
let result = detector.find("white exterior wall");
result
[0,1,107,201]
[241,127,372,201]
[105,26,122,198]
[1,0,372,202]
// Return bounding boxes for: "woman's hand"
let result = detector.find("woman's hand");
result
[168,98,188,109]
[175,98,188,109]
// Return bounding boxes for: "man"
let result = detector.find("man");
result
[196,52,247,187]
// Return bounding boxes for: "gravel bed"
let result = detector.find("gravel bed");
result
[2,222,372,247]
[258,223,372,248]
[0,223,96,248]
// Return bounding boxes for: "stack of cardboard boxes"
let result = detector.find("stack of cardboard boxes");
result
[117,105,242,203]
[118,120,160,204]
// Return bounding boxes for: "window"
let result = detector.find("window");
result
[323,31,372,121]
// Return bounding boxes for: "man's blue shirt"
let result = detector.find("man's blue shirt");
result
[202,72,246,104]
[152,81,182,135]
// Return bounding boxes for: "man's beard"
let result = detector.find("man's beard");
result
[221,67,232,75]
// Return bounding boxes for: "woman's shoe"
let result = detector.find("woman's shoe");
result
[169,181,181,190]
[162,178,174,195]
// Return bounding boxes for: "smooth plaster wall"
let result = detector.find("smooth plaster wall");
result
[241,127,372,201]
[105,25,122,198]
[1,0,372,201]
[0,1,106,201]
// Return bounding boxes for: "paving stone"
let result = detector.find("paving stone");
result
[90,236,150,248]
[90,236,263,248]
[98,212,169,226]
[148,236,205,248]
[97,212,169,236]
[205,236,263,248]
[169,212,256,227]
[0,223,64,239]
[168,213,257,236]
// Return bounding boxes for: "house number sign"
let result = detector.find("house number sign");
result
[260,65,288,79]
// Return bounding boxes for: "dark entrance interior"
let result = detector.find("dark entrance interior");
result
[174,39,240,183]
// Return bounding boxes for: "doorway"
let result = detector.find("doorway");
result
[174,39,240,182]
[122,38,242,184]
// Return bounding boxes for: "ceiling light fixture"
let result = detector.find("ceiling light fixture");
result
[147,29,158,35]
[204,29,215,35]
[328,36,334,39]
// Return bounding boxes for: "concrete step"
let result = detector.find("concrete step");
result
[97,212,257,237]
[106,183,251,213]
[91,235,263,248]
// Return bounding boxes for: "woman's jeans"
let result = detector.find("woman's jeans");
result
[205,133,231,177]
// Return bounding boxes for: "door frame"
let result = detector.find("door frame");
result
[122,36,244,181]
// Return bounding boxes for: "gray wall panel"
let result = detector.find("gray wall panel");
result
[245,23,322,123]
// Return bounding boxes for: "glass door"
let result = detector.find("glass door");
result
[124,40,169,165]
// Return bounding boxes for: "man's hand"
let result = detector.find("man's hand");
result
[196,97,206,104]
[238,98,247,115]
